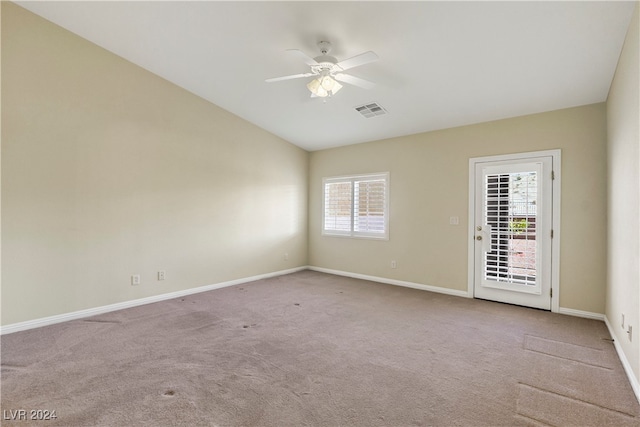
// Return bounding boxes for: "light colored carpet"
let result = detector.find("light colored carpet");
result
[1,270,638,426]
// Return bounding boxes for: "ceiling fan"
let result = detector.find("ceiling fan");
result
[265,41,378,98]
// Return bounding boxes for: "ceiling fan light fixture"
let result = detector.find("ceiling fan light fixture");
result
[307,75,342,97]
[306,78,323,96]
[320,75,334,90]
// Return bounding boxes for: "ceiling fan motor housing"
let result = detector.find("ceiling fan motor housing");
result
[311,58,342,75]
[311,41,343,74]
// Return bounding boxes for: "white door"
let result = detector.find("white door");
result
[472,155,555,310]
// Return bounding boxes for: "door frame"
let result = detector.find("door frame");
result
[467,149,561,313]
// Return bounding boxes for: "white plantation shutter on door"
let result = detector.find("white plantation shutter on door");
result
[484,171,538,287]
[477,160,548,300]
[322,173,389,239]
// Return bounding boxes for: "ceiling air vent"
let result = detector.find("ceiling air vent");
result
[355,102,387,118]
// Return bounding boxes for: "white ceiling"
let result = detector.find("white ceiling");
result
[16,1,636,151]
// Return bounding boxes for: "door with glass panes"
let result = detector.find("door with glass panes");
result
[473,156,553,310]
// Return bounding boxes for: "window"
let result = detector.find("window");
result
[322,173,389,239]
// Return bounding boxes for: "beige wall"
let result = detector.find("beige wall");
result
[310,103,608,314]
[0,1,625,334]
[1,3,309,326]
[607,3,639,384]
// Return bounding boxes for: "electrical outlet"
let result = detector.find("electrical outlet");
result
[391,260,397,269]
[158,271,166,281]
[628,325,633,342]
[449,216,459,225]
[131,275,141,286]
[284,253,289,261]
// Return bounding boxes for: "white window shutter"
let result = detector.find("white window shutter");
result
[323,181,352,234]
[322,173,389,239]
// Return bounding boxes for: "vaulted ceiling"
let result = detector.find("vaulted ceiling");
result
[16,1,636,151]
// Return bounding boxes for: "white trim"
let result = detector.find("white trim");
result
[604,316,640,403]
[6,264,634,405]
[308,266,471,298]
[557,307,604,321]
[0,266,308,335]
[468,149,561,312]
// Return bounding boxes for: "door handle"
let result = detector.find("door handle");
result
[474,225,492,252]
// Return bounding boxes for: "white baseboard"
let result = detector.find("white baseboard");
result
[308,268,610,322]
[557,307,605,320]
[604,316,640,404]
[5,265,638,405]
[0,266,307,335]
[307,266,471,298]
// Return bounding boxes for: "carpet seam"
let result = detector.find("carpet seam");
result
[523,334,613,370]
[524,334,606,351]
[514,413,557,427]
[523,347,613,370]
[517,382,636,418]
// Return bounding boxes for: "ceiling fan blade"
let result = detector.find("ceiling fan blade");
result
[286,49,318,66]
[265,73,315,83]
[336,51,379,71]
[333,73,376,90]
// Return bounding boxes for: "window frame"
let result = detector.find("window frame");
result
[321,172,390,240]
